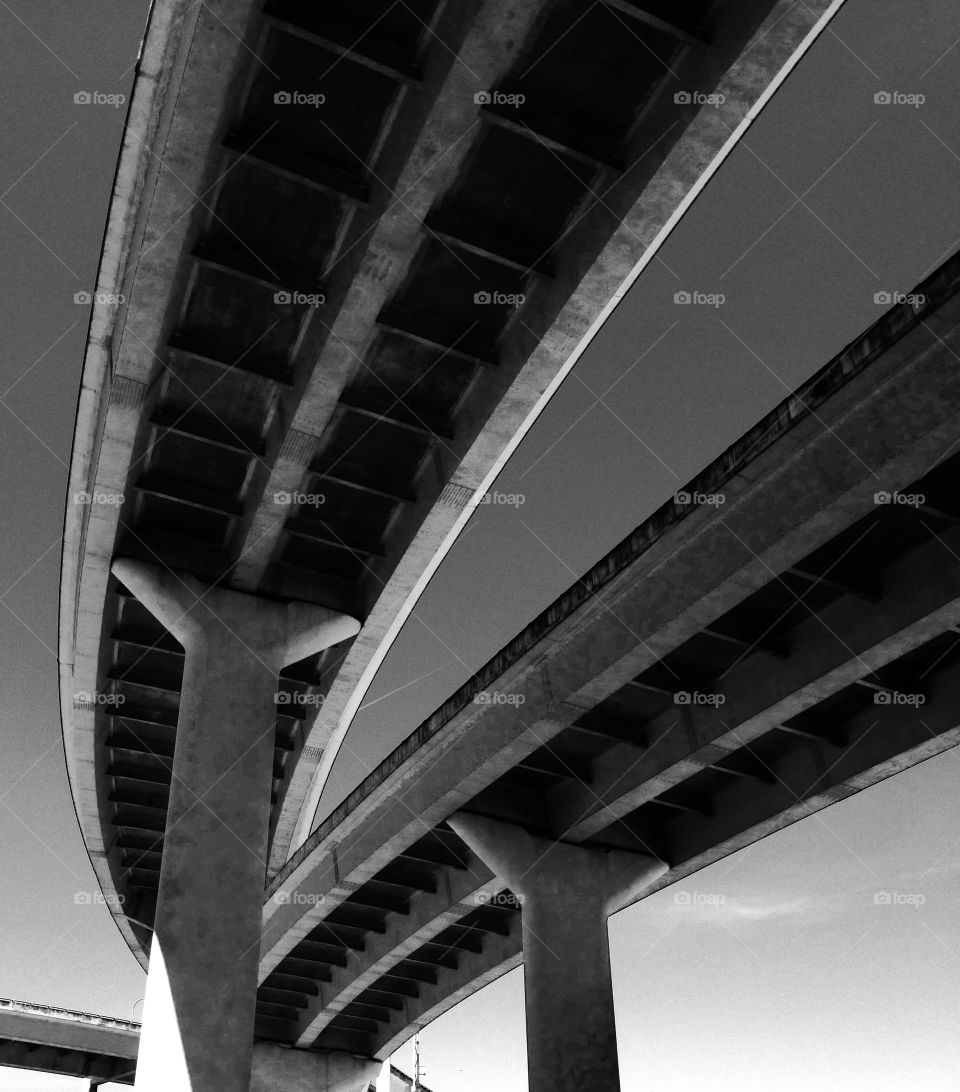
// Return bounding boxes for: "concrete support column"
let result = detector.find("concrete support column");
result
[113,560,360,1092]
[448,813,667,1092]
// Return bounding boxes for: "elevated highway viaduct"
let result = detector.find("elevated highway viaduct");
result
[0,998,139,1087]
[257,251,960,1088]
[59,0,842,1087]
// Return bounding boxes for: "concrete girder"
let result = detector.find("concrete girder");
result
[280,0,842,868]
[551,522,960,841]
[290,846,495,1047]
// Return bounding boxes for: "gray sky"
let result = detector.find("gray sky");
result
[1,0,960,1089]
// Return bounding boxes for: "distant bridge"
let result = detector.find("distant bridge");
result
[0,998,138,1086]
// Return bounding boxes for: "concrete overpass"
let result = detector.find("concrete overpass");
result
[59,0,843,1087]
[0,998,138,1086]
[253,249,960,1085]
[0,1000,429,1092]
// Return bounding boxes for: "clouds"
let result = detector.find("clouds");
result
[650,856,960,930]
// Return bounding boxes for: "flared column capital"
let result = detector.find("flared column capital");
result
[111,559,360,670]
[448,811,667,915]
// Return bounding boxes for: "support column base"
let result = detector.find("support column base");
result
[250,1043,382,1092]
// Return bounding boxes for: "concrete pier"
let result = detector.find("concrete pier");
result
[448,813,666,1092]
[114,560,359,1092]
[250,1044,381,1092]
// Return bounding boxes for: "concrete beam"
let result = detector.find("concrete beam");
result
[373,916,524,1061]
[291,847,495,1047]
[649,654,960,891]
[230,0,550,593]
[551,524,960,840]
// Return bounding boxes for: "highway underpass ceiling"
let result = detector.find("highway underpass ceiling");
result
[316,0,960,824]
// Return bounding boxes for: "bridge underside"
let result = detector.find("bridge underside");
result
[63,0,832,973]
[256,250,960,1058]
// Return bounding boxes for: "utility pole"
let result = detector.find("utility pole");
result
[413,1033,423,1092]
